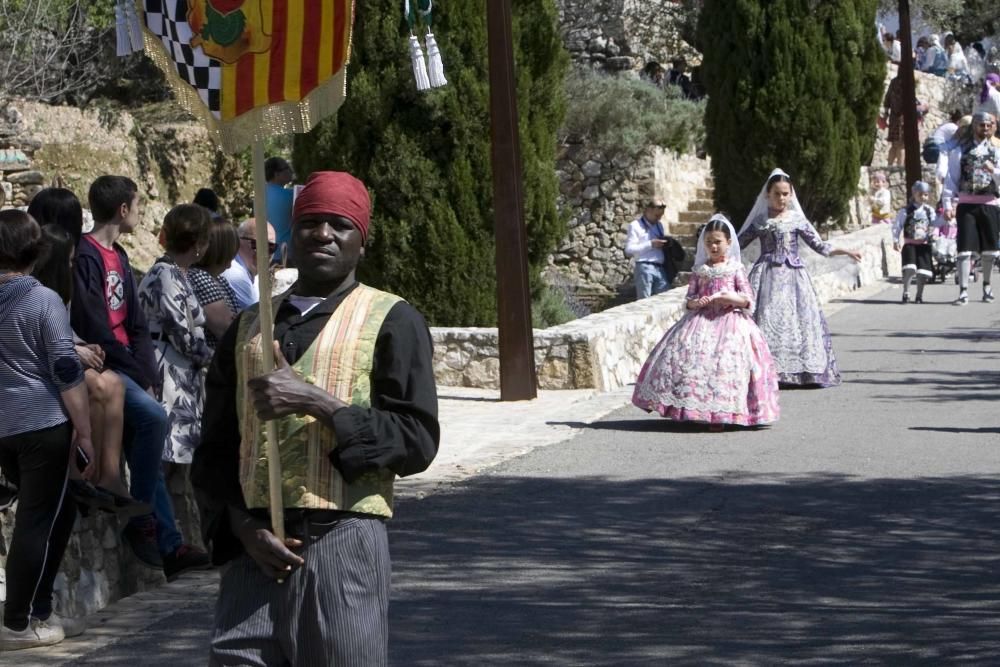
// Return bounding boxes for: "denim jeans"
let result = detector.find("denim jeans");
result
[634,262,672,300]
[121,374,183,555]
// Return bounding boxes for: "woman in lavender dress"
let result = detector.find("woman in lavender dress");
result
[738,169,862,387]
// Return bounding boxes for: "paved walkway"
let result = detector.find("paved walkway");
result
[17,278,1000,664]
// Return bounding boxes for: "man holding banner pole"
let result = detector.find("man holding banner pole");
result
[193,171,440,665]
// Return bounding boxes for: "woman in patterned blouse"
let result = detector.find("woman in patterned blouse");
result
[188,218,240,350]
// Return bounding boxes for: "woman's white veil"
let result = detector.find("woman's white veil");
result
[738,167,804,240]
[694,213,741,268]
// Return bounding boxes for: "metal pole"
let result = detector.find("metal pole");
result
[897,0,922,190]
[486,0,537,401]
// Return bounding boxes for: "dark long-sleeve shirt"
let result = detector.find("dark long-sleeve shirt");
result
[191,281,439,564]
[71,238,158,389]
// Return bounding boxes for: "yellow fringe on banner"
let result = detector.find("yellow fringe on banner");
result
[138,4,354,155]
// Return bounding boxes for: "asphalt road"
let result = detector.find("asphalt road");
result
[29,280,1000,665]
[388,281,1000,665]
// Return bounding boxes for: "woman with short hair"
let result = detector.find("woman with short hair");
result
[138,204,213,464]
[0,211,94,650]
[188,218,241,349]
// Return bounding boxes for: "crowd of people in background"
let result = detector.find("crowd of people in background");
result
[640,56,704,101]
[872,20,1000,308]
[0,159,296,650]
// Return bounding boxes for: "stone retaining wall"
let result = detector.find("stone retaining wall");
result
[434,224,900,392]
[0,469,202,621]
[547,144,711,303]
[556,0,691,71]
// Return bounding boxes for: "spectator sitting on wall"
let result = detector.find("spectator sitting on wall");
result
[915,36,930,70]
[883,32,901,63]
[923,34,948,76]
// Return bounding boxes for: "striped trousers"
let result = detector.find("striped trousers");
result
[209,517,390,667]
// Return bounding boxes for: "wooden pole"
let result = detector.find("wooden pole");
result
[486,0,537,401]
[898,0,922,190]
[252,141,286,542]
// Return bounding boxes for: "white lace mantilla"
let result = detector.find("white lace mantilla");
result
[758,215,802,234]
[695,260,741,279]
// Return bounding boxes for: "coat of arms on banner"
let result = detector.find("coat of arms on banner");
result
[188,0,272,64]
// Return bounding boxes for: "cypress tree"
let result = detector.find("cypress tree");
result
[697,0,884,227]
[293,0,568,326]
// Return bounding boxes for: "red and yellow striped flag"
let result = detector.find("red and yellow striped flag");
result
[139,0,355,153]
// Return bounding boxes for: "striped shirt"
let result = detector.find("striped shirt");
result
[0,276,84,439]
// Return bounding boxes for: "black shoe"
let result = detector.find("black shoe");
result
[69,479,117,514]
[915,295,924,304]
[163,544,211,582]
[902,293,910,303]
[98,487,152,519]
[122,515,163,568]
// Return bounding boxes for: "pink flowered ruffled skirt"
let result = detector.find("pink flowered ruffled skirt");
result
[632,308,780,426]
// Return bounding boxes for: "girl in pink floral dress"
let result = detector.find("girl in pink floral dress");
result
[632,215,780,427]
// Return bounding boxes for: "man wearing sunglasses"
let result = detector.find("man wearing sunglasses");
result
[624,199,685,300]
[222,218,276,310]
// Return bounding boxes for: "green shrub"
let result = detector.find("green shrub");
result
[560,70,705,157]
[531,277,590,328]
[294,0,569,327]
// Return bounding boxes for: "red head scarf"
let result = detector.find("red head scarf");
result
[292,171,371,243]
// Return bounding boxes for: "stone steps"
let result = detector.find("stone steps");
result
[686,198,714,213]
[678,210,710,224]
[669,220,702,236]
[669,177,715,280]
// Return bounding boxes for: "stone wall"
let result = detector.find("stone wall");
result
[556,0,693,70]
[434,224,899,392]
[547,143,711,303]
[4,99,254,271]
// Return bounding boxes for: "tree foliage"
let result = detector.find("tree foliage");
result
[0,0,116,103]
[561,70,705,158]
[294,0,569,326]
[698,0,885,228]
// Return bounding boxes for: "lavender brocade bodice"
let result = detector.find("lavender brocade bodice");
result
[740,214,832,268]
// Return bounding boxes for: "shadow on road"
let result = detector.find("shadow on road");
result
[390,473,1000,665]
[910,426,1000,435]
[546,419,772,434]
[847,369,1000,403]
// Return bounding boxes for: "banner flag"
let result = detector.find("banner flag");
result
[138,0,354,153]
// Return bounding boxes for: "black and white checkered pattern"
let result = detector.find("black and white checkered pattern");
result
[144,0,222,116]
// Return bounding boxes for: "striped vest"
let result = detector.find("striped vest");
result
[235,284,403,517]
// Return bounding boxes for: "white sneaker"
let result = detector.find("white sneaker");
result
[955,290,969,306]
[40,612,85,639]
[0,616,64,650]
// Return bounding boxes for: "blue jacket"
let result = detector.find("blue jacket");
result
[71,236,158,390]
